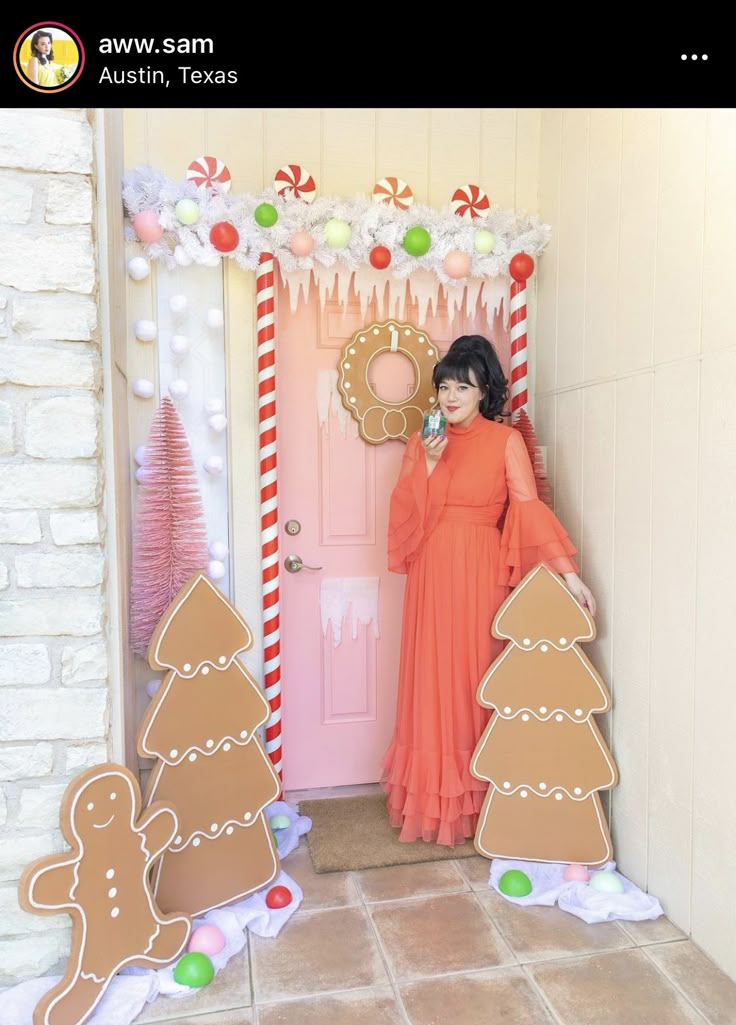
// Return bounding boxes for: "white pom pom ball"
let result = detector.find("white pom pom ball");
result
[146,679,161,698]
[207,307,224,328]
[168,379,189,400]
[134,445,148,466]
[203,253,221,267]
[170,334,190,357]
[204,455,224,475]
[132,378,154,398]
[135,466,150,483]
[209,540,229,561]
[174,245,193,267]
[134,319,157,342]
[208,414,228,433]
[208,560,226,580]
[127,257,150,281]
[169,294,188,314]
[205,397,224,414]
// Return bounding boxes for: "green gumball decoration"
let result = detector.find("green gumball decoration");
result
[254,202,278,228]
[403,226,431,257]
[324,218,352,250]
[498,869,532,897]
[175,198,200,226]
[173,951,215,988]
[474,229,496,254]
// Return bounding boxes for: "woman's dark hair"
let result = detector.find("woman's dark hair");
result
[31,31,54,64]
[432,334,509,421]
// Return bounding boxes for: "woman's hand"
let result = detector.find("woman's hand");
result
[422,433,448,475]
[562,572,596,617]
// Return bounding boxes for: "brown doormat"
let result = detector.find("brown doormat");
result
[299,793,478,873]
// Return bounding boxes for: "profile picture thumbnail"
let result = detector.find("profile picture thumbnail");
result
[14,22,84,93]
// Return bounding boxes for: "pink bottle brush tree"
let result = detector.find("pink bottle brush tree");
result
[130,397,209,657]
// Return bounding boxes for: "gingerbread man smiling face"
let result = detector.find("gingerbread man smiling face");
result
[19,764,190,1025]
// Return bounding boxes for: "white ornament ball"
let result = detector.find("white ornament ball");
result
[174,245,193,267]
[127,257,150,281]
[169,294,188,314]
[206,307,224,328]
[132,378,155,398]
[208,414,228,433]
[135,466,150,483]
[205,397,224,414]
[134,319,157,342]
[134,445,148,466]
[204,455,224,475]
[208,560,226,580]
[146,679,161,698]
[209,540,229,561]
[168,379,189,400]
[170,334,190,357]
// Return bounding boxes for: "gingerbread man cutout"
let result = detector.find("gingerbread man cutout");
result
[18,764,191,1025]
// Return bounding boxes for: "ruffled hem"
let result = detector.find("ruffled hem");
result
[380,740,489,847]
[499,498,578,587]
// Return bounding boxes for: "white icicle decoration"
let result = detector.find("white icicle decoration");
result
[320,577,380,647]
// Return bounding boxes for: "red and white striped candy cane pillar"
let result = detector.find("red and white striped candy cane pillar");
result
[509,253,535,420]
[257,252,282,786]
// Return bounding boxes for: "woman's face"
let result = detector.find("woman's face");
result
[36,35,52,55]
[437,369,482,429]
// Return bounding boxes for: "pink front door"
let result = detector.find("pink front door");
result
[277,281,509,790]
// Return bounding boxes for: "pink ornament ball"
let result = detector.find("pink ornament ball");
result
[290,231,314,257]
[563,863,591,883]
[133,210,164,243]
[443,249,471,279]
[188,923,226,957]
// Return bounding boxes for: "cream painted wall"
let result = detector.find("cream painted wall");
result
[536,108,736,981]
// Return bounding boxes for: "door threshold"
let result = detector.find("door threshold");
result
[284,781,383,805]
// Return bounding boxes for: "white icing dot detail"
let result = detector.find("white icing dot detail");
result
[224,742,231,751]
[206,739,214,748]
[503,781,511,789]
[87,802,94,811]
[175,836,182,845]
[106,869,115,879]
[193,837,201,847]
[108,887,117,898]
[540,706,547,714]
[349,397,356,403]
[349,347,356,354]
[111,907,120,918]
[539,782,547,790]
[521,713,530,722]
[556,714,564,722]
[555,793,564,801]
[419,336,426,343]
[170,749,178,758]
[240,730,248,738]
[404,328,411,336]
[503,706,512,714]
[189,752,198,762]
[218,655,227,664]
[574,787,582,795]
[244,811,252,821]
[110,792,117,801]
[211,823,218,832]
[523,638,531,646]
[372,328,379,335]
[575,709,583,717]
[520,790,528,798]
[202,666,210,675]
[183,663,192,672]
[345,382,351,389]
[226,826,234,835]
[427,349,434,356]
[541,644,549,653]
[559,637,567,645]
[344,362,351,369]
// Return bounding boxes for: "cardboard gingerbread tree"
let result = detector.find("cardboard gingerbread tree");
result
[471,563,618,866]
[137,572,281,916]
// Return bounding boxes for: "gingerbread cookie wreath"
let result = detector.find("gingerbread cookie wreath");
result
[336,320,439,443]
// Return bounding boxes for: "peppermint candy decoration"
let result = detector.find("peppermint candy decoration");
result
[273,164,317,203]
[451,184,490,220]
[186,156,232,192]
[373,176,414,210]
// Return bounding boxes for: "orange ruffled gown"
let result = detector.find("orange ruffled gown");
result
[381,415,579,846]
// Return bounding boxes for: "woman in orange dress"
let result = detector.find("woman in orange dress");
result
[381,335,596,846]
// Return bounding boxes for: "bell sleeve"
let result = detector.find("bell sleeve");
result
[499,428,579,586]
[387,433,450,573]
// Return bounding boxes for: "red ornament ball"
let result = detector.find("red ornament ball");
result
[369,245,391,270]
[265,884,292,909]
[210,221,240,253]
[509,252,535,281]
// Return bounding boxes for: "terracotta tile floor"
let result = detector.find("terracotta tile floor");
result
[131,790,736,1025]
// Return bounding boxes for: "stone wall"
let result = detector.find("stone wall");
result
[0,109,110,985]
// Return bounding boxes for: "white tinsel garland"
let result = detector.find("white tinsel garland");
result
[122,166,551,286]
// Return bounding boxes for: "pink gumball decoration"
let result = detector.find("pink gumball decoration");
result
[133,210,164,243]
[443,249,471,279]
[510,252,535,281]
[290,231,314,257]
[188,923,226,957]
[563,863,591,883]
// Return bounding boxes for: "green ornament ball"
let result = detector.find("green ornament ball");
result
[589,871,625,894]
[173,951,215,988]
[474,229,496,254]
[498,869,532,897]
[324,217,352,249]
[175,198,200,226]
[254,202,278,228]
[403,226,431,257]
